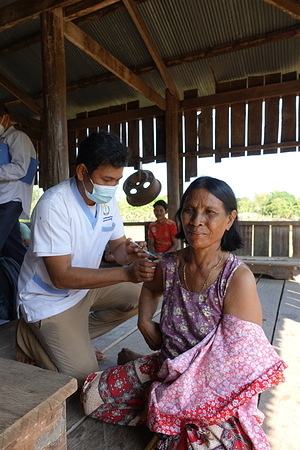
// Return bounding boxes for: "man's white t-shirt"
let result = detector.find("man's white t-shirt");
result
[17,177,125,322]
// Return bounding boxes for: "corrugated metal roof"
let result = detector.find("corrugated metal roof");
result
[0,0,299,120]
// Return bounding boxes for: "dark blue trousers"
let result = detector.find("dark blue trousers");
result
[0,201,27,266]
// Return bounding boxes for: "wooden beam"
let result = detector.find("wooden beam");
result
[68,105,162,130]
[1,21,299,83]
[165,24,300,67]
[165,90,180,221]
[0,72,43,116]
[63,20,166,110]
[181,79,300,111]
[41,9,69,188]
[178,141,300,158]
[10,111,43,131]
[122,0,179,98]
[65,0,146,23]
[262,0,300,19]
[0,0,80,32]
[63,0,120,21]
[0,33,40,56]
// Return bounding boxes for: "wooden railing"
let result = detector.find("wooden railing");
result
[124,221,300,258]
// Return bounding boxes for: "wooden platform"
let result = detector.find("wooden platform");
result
[0,277,299,449]
[241,256,300,280]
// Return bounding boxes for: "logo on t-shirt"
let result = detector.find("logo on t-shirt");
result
[103,204,110,215]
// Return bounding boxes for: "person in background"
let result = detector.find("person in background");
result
[147,199,178,258]
[19,222,31,247]
[0,104,36,266]
[81,176,286,449]
[16,131,157,385]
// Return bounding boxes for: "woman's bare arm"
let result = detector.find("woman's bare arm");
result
[223,264,263,326]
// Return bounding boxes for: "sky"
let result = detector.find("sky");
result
[119,150,300,201]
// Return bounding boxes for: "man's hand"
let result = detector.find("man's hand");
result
[125,238,150,258]
[126,257,158,283]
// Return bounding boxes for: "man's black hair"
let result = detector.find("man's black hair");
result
[0,104,9,116]
[76,131,128,174]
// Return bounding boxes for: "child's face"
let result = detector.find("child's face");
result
[154,205,167,220]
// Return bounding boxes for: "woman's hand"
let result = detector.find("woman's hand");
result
[138,319,162,350]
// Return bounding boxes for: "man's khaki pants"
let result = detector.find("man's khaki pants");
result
[16,282,142,384]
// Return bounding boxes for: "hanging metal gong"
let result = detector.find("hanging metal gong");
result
[123,169,161,206]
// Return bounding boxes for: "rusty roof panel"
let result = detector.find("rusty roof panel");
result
[0,0,299,120]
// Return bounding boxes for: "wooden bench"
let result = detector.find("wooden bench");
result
[0,358,77,449]
[241,256,300,280]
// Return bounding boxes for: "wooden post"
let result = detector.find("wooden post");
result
[40,9,69,189]
[165,89,180,220]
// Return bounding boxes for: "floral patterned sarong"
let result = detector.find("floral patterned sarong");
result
[81,315,287,449]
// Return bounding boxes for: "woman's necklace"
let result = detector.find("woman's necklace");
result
[183,253,223,292]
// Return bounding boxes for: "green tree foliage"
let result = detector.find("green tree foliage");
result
[264,191,299,218]
[119,195,169,222]
[30,185,44,215]
[237,191,300,220]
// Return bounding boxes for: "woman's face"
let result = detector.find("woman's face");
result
[180,188,236,250]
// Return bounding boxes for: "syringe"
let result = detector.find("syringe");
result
[129,239,157,261]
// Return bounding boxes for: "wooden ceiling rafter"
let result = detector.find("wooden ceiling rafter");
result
[122,0,179,98]
[63,20,166,110]
[63,0,120,21]
[3,23,300,109]
[0,0,299,115]
[64,0,147,24]
[0,72,43,116]
[0,0,81,32]
[262,0,300,19]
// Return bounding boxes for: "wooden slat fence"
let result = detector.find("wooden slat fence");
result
[124,221,300,258]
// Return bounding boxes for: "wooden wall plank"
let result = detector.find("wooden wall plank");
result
[89,106,108,133]
[264,97,279,154]
[121,121,127,146]
[234,223,252,256]
[184,89,198,181]
[229,79,247,158]
[281,95,297,153]
[109,104,125,137]
[231,102,246,158]
[142,117,154,162]
[292,224,300,257]
[155,114,166,162]
[247,76,263,155]
[254,224,269,256]
[215,104,229,161]
[263,73,281,154]
[272,224,289,257]
[198,107,213,155]
[67,129,77,177]
[281,72,297,153]
[127,101,140,168]
[231,102,246,147]
[76,112,88,146]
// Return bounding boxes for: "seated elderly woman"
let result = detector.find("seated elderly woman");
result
[81,176,286,450]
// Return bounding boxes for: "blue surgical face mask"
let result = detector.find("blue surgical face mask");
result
[82,175,117,204]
